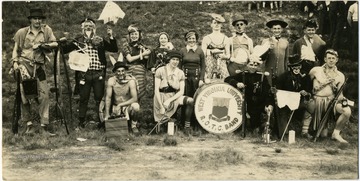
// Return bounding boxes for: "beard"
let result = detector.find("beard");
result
[84,30,94,39]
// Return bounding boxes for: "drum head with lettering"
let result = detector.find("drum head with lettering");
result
[194,83,243,134]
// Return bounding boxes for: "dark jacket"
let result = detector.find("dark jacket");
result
[62,35,118,67]
[224,72,273,109]
[276,72,312,93]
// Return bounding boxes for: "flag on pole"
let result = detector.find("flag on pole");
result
[98,1,125,24]
[276,90,301,110]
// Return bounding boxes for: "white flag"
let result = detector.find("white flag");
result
[98,1,125,24]
[276,90,301,110]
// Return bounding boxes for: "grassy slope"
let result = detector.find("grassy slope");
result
[1,1,358,138]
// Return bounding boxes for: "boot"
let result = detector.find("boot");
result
[40,125,56,137]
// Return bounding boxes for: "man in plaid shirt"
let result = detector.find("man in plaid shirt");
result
[62,17,118,130]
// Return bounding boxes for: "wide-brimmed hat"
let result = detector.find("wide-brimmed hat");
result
[232,15,248,26]
[303,19,318,29]
[288,54,302,66]
[112,61,129,72]
[210,13,225,23]
[27,9,46,19]
[166,50,182,60]
[266,19,288,28]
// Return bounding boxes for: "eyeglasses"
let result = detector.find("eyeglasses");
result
[248,63,258,67]
[236,23,245,27]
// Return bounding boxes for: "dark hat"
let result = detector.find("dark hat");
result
[105,21,115,27]
[288,54,302,66]
[81,17,96,24]
[266,19,288,28]
[210,13,226,23]
[232,15,248,26]
[27,9,46,19]
[303,19,317,29]
[166,50,182,60]
[112,61,129,72]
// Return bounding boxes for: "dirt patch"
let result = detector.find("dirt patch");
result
[3,136,358,180]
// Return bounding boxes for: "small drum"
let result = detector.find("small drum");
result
[194,81,244,134]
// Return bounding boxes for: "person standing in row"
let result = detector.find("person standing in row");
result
[228,15,254,76]
[123,25,151,100]
[347,1,358,62]
[201,14,231,80]
[11,8,58,136]
[180,30,205,132]
[62,17,118,130]
[261,19,289,86]
[292,19,326,75]
[147,32,174,74]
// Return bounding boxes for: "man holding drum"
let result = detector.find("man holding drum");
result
[224,60,274,135]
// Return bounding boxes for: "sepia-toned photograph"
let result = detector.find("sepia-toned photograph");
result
[2,1,358,180]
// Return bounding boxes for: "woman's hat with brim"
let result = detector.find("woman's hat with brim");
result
[27,9,46,19]
[167,50,182,60]
[210,13,226,23]
[232,15,248,26]
[112,61,129,72]
[288,54,302,66]
[266,19,288,28]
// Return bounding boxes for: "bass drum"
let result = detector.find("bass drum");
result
[194,81,244,134]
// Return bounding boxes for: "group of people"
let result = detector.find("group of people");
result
[11,8,353,143]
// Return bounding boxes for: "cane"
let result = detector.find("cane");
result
[148,111,170,135]
[280,110,295,142]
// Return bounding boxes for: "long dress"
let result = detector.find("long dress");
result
[153,66,185,122]
[203,34,230,79]
[122,41,149,100]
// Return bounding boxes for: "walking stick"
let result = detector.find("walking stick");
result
[314,78,348,142]
[12,69,21,135]
[148,113,170,135]
[280,110,295,142]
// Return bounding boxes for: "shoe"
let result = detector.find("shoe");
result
[301,132,313,140]
[331,133,348,143]
[40,126,56,137]
[184,127,191,136]
[97,121,106,131]
[25,125,35,135]
[320,128,328,137]
[132,126,140,136]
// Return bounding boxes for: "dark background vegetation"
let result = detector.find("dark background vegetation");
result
[2,1,358,140]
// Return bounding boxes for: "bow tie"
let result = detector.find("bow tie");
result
[275,36,281,40]
[236,32,244,36]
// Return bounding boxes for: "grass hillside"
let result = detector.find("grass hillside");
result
[2,1,358,137]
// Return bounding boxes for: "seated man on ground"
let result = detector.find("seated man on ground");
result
[102,61,140,134]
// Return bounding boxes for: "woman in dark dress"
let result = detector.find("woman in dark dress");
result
[122,25,151,100]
